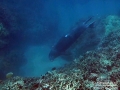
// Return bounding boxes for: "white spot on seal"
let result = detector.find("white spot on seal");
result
[65,34,68,37]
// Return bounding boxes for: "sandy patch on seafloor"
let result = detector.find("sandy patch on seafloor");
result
[20,45,68,77]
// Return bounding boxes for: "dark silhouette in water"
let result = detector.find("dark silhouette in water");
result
[49,17,95,61]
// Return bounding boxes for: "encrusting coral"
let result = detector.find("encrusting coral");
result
[104,15,120,36]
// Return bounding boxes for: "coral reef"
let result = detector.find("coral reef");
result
[0,26,120,90]
[104,15,120,36]
[0,14,120,89]
[6,72,13,79]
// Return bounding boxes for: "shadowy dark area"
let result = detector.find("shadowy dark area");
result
[0,4,29,79]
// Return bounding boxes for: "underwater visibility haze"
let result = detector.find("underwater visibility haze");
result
[0,0,120,89]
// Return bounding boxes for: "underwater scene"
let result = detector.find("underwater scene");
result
[0,0,120,90]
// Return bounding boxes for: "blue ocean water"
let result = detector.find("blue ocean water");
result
[0,0,120,79]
